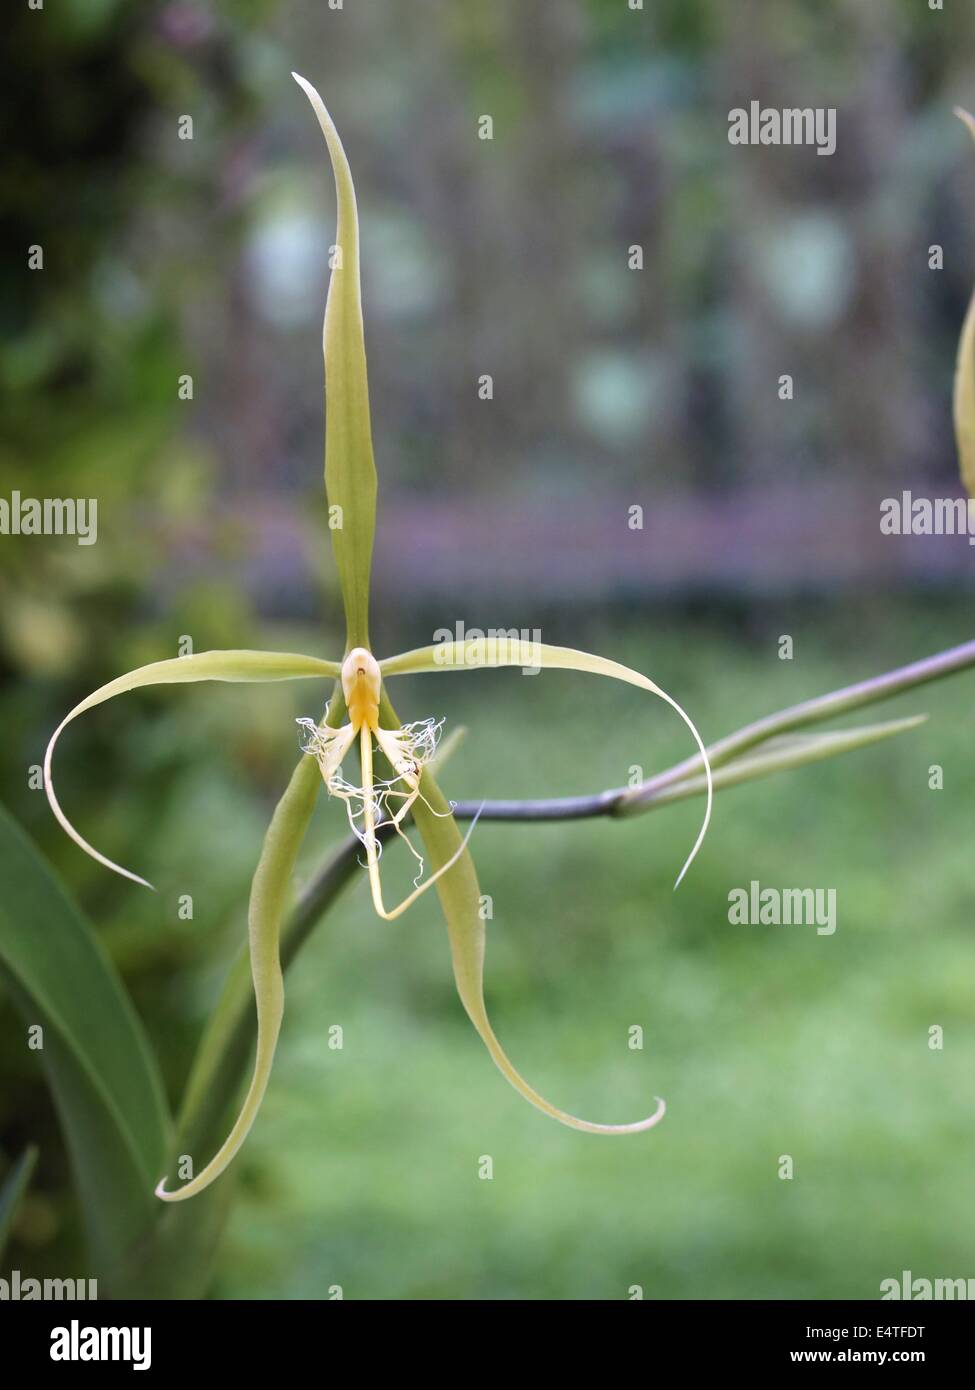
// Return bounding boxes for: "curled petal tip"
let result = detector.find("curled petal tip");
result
[955,106,975,141]
[599,1097,666,1133]
[45,719,156,891]
[610,1097,665,1133]
[291,72,318,102]
[155,1174,193,1202]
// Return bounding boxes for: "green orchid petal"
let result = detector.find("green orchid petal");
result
[370,686,665,1133]
[381,638,712,887]
[156,754,320,1202]
[45,649,340,889]
[294,73,377,650]
[376,643,709,1136]
[410,772,666,1135]
[170,706,463,1169]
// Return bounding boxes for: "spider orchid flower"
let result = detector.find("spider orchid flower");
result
[43,74,712,1203]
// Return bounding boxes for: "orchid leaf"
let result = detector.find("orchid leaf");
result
[155,754,321,1202]
[616,638,975,811]
[620,714,927,813]
[294,73,377,651]
[0,1146,38,1262]
[0,804,170,1283]
[44,649,339,889]
[955,107,975,499]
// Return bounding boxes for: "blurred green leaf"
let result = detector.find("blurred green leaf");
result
[0,803,171,1285]
[636,715,929,809]
[954,107,975,500]
[616,637,975,814]
[0,1145,38,1262]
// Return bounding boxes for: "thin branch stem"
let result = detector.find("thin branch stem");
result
[447,637,975,822]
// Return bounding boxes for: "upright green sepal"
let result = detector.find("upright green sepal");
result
[294,73,377,650]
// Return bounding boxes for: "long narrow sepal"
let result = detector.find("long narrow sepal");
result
[44,649,340,889]
[381,639,713,887]
[293,73,377,650]
[155,755,320,1201]
[411,776,666,1134]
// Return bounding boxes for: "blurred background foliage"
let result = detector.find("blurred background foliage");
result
[1,0,974,1298]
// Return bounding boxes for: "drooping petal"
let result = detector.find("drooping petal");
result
[45,649,340,889]
[156,754,320,1201]
[294,73,377,651]
[381,638,712,887]
[410,772,665,1134]
[356,722,482,921]
[954,108,975,499]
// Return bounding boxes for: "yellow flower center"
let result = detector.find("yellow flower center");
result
[341,646,381,731]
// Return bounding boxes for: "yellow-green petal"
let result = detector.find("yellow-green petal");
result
[156,754,320,1201]
[381,638,712,886]
[954,107,975,499]
[370,686,665,1133]
[45,649,340,889]
[294,73,377,650]
[410,770,666,1135]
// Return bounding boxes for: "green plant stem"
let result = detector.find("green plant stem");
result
[447,637,975,822]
